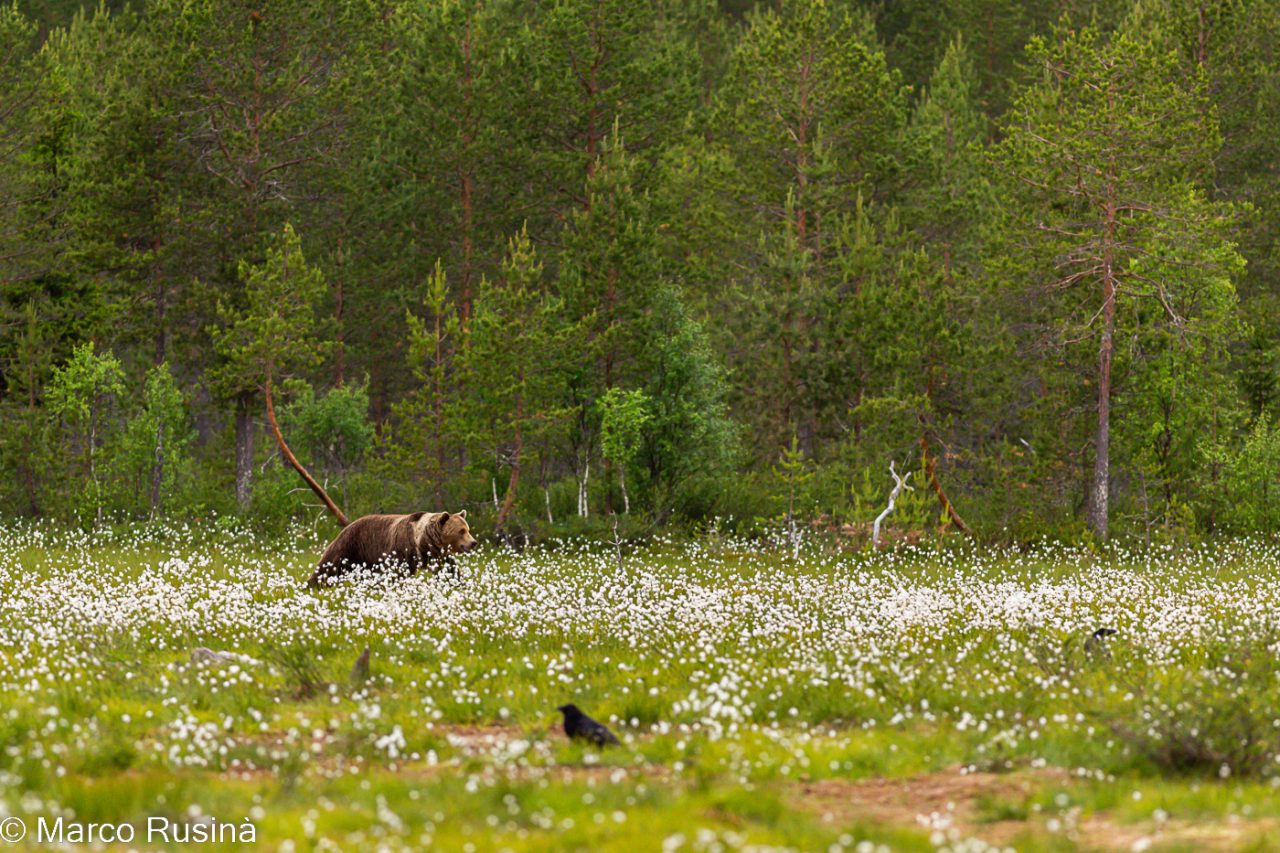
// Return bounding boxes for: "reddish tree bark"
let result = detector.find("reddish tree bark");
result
[919,429,972,536]
[264,373,349,528]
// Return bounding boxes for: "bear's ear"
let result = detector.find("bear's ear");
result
[458,509,467,519]
[436,511,450,525]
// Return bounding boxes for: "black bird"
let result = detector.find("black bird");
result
[557,703,620,747]
[1084,627,1118,656]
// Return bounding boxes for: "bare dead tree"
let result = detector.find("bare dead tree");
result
[872,461,913,548]
[577,458,590,518]
[610,512,624,569]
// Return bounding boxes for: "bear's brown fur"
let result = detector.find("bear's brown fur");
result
[307,510,478,588]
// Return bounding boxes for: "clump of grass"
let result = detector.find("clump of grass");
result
[72,736,139,775]
[1082,634,1280,778]
[261,640,328,698]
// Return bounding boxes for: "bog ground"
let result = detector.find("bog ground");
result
[2,523,1280,851]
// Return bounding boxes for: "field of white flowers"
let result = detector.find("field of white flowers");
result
[2,522,1280,851]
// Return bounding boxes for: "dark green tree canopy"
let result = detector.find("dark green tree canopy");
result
[1,0,1277,541]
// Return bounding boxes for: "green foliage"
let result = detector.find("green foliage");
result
[281,379,374,502]
[1205,415,1280,534]
[1081,633,1280,778]
[1129,0,1280,306]
[5,0,1280,542]
[599,388,651,473]
[716,0,905,208]
[772,434,814,525]
[1238,328,1279,420]
[111,362,193,518]
[47,343,125,433]
[380,260,462,506]
[990,24,1241,538]
[466,227,577,529]
[0,300,57,515]
[902,35,992,267]
[703,3,911,457]
[630,284,738,512]
[0,4,47,289]
[210,223,329,394]
[372,0,511,320]
[518,0,698,217]
[46,341,125,519]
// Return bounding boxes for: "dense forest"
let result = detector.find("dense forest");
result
[2,0,1278,542]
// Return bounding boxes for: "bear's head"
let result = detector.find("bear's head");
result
[432,509,479,555]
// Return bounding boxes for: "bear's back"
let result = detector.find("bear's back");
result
[310,514,420,586]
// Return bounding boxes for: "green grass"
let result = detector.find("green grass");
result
[3,522,1280,850]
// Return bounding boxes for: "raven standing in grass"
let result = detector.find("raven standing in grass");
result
[557,704,620,747]
[1084,627,1118,657]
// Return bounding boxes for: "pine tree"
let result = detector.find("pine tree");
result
[517,0,697,224]
[0,8,59,518]
[114,362,193,518]
[716,0,905,239]
[708,0,907,455]
[0,5,43,290]
[991,26,1241,540]
[384,261,460,507]
[556,131,660,513]
[0,300,56,515]
[210,223,346,526]
[46,7,184,368]
[466,227,572,533]
[148,0,358,509]
[1129,0,1280,369]
[0,5,98,352]
[893,36,999,534]
[377,0,512,332]
[903,36,991,275]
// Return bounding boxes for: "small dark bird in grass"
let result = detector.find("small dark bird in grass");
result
[557,703,620,747]
[1084,627,1118,656]
[350,646,371,684]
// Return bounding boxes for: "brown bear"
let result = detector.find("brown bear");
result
[307,510,479,588]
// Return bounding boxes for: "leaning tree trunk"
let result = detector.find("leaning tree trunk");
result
[919,358,971,537]
[919,430,972,536]
[263,375,349,528]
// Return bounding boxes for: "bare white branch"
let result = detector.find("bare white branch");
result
[873,460,914,548]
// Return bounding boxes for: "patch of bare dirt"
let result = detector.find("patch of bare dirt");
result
[1074,815,1280,852]
[791,766,1280,852]
[795,766,1059,840]
[433,723,530,745]
[208,733,1280,851]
